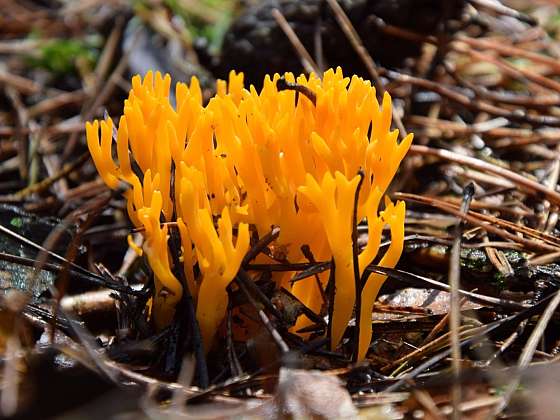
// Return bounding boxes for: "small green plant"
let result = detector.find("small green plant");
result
[27,36,100,75]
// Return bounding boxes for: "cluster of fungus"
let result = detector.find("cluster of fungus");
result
[86,67,412,360]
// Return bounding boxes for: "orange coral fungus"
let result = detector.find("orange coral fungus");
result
[86,67,412,359]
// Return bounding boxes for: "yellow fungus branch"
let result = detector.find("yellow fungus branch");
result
[357,199,406,360]
[299,172,361,349]
[86,67,411,357]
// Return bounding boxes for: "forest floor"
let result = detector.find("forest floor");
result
[2,0,560,418]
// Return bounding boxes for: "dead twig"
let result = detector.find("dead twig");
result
[272,8,320,74]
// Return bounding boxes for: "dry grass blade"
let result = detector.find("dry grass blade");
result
[366,266,527,310]
[325,0,408,137]
[10,152,89,199]
[449,183,474,420]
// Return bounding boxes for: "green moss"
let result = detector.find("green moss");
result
[9,217,23,229]
[460,248,492,272]
[163,0,234,53]
[27,36,100,75]
[493,271,508,291]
